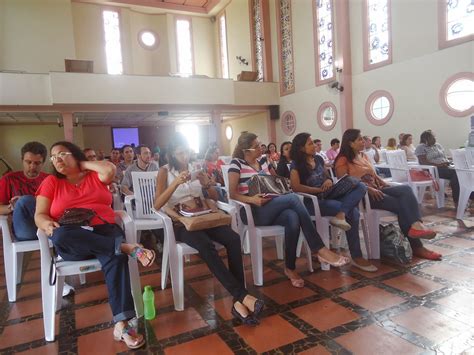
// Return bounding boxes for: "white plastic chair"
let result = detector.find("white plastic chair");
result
[385,150,446,208]
[37,211,143,342]
[124,171,165,286]
[450,149,474,220]
[222,165,313,286]
[0,215,40,302]
[153,201,237,311]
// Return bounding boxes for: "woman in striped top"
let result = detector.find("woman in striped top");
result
[228,132,350,288]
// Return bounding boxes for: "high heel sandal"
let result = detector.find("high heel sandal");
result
[231,305,259,326]
[317,254,350,267]
[284,269,305,288]
[252,298,265,317]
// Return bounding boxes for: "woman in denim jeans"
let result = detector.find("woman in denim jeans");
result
[228,132,350,288]
[289,133,376,272]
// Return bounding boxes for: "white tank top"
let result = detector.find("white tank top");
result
[165,164,203,208]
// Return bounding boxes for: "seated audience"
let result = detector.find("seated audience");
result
[385,138,397,150]
[228,132,350,288]
[83,148,97,161]
[397,132,405,149]
[35,141,155,349]
[415,130,469,207]
[121,145,159,196]
[372,136,382,149]
[362,135,379,165]
[204,145,225,186]
[267,143,280,162]
[116,145,135,183]
[290,133,376,272]
[97,150,105,161]
[109,148,121,166]
[154,133,263,326]
[276,141,292,178]
[152,147,161,165]
[335,129,442,260]
[314,139,330,166]
[325,138,340,164]
[400,134,417,162]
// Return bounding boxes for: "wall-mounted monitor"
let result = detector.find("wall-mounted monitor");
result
[112,127,139,148]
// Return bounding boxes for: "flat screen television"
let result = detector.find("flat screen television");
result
[112,127,139,148]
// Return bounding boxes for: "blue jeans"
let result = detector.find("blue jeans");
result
[12,195,38,241]
[51,224,135,323]
[370,184,423,249]
[242,193,325,270]
[305,182,367,258]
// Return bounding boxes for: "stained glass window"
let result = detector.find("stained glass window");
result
[365,0,391,68]
[446,0,474,41]
[251,0,264,82]
[218,14,229,79]
[277,0,295,95]
[176,18,194,75]
[102,10,123,75]
[314,0,335,84]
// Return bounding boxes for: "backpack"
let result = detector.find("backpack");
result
[379,223,412,264]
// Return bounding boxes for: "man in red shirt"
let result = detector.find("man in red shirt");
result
[0,142,49,240]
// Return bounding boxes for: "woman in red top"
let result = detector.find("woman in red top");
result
[35,141,155,349]
[204,145,225,186]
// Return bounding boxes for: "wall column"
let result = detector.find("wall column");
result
[61,112,74,142]
[210,110,222,151]
[335,0,353,133]
[266,109,276,144]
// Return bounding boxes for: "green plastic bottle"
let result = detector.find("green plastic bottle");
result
[143,285,156,320]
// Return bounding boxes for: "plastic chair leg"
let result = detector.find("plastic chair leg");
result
[16,252,24,285]
[302,238,314,273]
[242,232,250,254]
[161,242,169,290]
[41,276,57,342]
[367,217,381,259]
[79,273,86,285]
[249,235,263,286]
[456,189,471,220]
[128,258,144,317]
[296,237,303,258]
[436,182,446,208]
[56,276,64,311]
[5,247,17,302]
[275,235,284,260]
[170,249,185,311]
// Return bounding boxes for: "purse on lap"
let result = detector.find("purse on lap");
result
[58,208,109,226]
[164,197,232,231]
[247,174,292,196]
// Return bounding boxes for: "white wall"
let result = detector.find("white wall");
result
[0,0,76,73]
[225,112,269,156]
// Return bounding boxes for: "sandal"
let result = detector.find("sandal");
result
[113,324,145,349]
[284,269,305,288]
[413,247,442,261]
[317,254,351,267]
[131,244,156,267]
[231,305,259,326]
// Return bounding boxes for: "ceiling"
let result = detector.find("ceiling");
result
[0,110,263,126]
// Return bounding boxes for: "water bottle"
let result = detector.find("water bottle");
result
[143,285,156,320]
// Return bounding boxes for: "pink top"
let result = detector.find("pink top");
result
[36,172,115,225]
[326,148,339,162]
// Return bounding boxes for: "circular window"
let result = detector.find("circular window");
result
[138,30,160,50]
[317,102,337,131]
[439,72,474,117]
[365,90,394,125]
[281,111,296,136]
[225,125,233,140]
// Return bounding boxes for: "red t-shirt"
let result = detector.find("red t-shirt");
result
[36,172,115,225]
[0,171,49,204]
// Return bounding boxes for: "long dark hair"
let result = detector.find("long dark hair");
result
[50,141,87,179]
[400,134,412,147]
[290,132,312,184]
[167,132,190,171]
[279,141,292,163]
[420,130,434,146]
[335,129,361,164]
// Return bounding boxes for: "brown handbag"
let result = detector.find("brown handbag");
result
[164,197,232,231]
[247,174,292,196]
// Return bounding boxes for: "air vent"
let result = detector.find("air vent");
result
[158,111,169,117]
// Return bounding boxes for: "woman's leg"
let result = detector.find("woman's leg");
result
[437,167,459,204]
[336,182,367,215]
[175,226,247,302]
[272,209,301,270]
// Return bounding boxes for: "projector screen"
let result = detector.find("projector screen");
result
[112,128,139,148]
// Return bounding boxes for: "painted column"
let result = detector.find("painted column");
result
[266,109,276,144]
[62,112,74,142]
[211,110,222,151]
[335,0,353,133]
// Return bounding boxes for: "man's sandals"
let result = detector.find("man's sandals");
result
[130,244,156,267]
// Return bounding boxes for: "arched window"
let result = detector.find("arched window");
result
[365,90,394,125]
[313,0,335,86]
[363,0,392,71]
[439,72,474,117]
[317,102,337,131]
[438,0,474,49]
[281,111,297,136]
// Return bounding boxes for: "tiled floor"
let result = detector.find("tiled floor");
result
[0,199,473,354]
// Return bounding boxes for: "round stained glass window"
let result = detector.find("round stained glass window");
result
[365,90,394,125]
[281,111,296,136]
[439,73,474,117]
[317,102,337,131]
[225,125,233,140]
[138,30,159,50]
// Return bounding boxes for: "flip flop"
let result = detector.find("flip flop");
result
[113,324,145,349]
[131,245,156,267]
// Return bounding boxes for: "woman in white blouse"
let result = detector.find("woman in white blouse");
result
[400,134,417,162]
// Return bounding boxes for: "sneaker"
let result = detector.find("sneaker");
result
[329,217,351,232]
[62,282,75,297]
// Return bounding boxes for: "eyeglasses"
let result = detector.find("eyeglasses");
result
[50,152,72,162]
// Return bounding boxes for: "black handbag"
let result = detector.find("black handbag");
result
[247,174,292,196]
[318,175,360,200]
[58,208,108,226]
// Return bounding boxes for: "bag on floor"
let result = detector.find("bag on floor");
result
[379,223,412,264]
[165,197,232,232]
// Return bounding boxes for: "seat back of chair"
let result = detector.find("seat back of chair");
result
[450,149,474,186]
[465,147,474,168]
[131,171,159,219]
[0,216,13,250]
[221,165,231,195]
[219,156,232,164]
[385,150,409,183]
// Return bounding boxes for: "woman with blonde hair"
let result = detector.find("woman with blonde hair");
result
[385,137,397,150]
